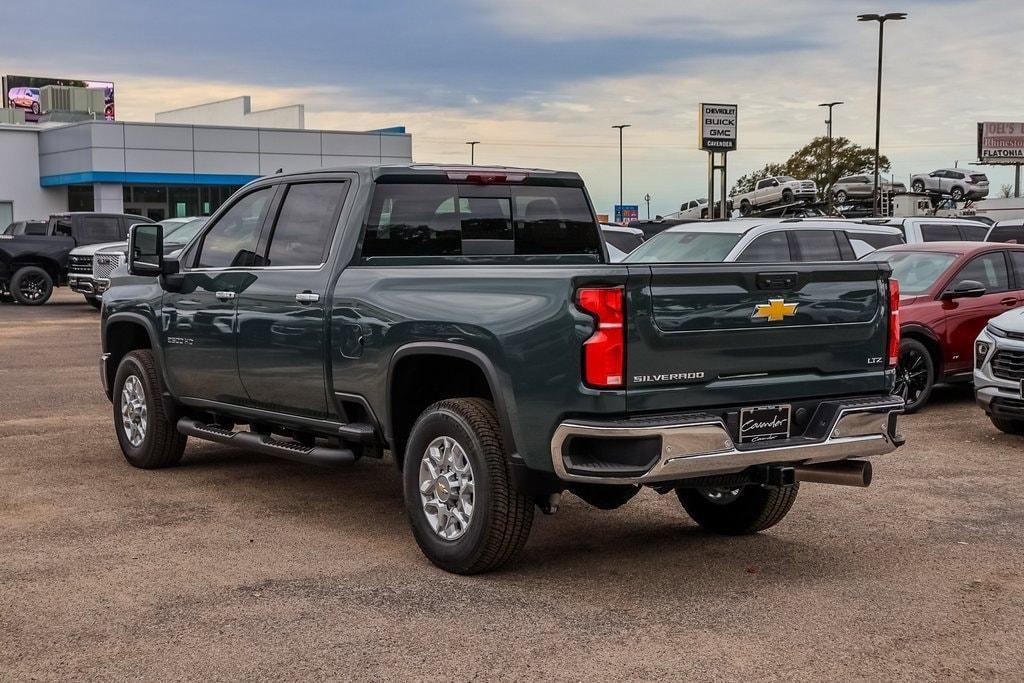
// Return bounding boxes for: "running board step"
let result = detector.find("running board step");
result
[177,417,356,467]
[336,422,375,442]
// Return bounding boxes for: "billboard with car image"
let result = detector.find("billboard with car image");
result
[3,74,114,122]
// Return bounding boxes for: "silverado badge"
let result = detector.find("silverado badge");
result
[752,298,798,322]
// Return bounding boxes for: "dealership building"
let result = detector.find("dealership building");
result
[0,96,413,226]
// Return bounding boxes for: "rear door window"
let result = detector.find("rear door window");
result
[1009,251,1024,285]
[988,226,1024,243]
[957,223,989,241]
[921,223,961,242]
[361,183,600,258]
[603,229,643,253]
[792,230,843,261]
[78,216,121,244]
[264,182,348,266]
[736,231,790,262]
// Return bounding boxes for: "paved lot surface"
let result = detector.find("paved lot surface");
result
[2,290,1023,681]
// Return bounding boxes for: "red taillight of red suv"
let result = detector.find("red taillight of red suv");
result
[577,286,624,388]
[887,279,901,368]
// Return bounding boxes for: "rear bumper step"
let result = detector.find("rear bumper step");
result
[177,417,355,467]
[550,396,903,485]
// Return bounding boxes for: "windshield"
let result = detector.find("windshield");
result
[776,176,796,183]
[624,231,742,263]
[867,251,957,295]
[164,218,206,245]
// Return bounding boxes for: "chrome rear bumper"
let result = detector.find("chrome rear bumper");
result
[550,396,903,485]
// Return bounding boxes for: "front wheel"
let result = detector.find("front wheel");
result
[402,398,534,574]
[113,350,187,468]
[990,416,1024,435]
[895,338,934,413]
[739,200,752,216]
[10,266,53,305]
[781,189,794,204]
[912,180,925,193]
[676,484,799,535]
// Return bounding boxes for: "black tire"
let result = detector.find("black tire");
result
[895,338,934,413]
[10,266,53,305]
[950,186,965,201]
[31,101,39,115]
[782,189,795,204]
[912,180,925,193]
[113,350,186,469]
[739,200,752,216]
[990,416,1024,435]
[834,190,848,204]
[85,295,102,310]
[676,484,799,535]
[402,398,534,574]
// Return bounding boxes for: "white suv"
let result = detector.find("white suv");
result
[910,168,990,200]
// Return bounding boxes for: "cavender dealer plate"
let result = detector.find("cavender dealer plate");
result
[738,405,791,444]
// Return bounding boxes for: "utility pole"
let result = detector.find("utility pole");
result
[612,124,631,211]
[466,141,480,165]
[858,12,907,216]
[818,101,843,198]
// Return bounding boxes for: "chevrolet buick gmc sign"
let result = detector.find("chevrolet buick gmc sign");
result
[699,103,737,152]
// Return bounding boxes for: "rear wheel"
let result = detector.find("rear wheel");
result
[990,416,1024,435]
[402,398,534,574]
[676,484,799,535]
[10,266,53,305]
[739,200,752,216]
[950,186,965,201]
[113,350,186,469]
[834,190,848,204]
[895,338,934,413]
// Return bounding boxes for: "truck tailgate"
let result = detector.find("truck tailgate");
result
[625,262,892,413]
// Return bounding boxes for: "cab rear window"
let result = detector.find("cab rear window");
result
[360,183,600,259]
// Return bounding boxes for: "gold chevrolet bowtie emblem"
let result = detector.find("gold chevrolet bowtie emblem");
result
[752,298,798,322]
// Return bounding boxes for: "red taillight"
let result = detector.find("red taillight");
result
[443,168,528,184]
[577,286,624,388]
[887,279,900,367]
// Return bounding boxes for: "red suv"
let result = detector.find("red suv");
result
[868,242,1024,411]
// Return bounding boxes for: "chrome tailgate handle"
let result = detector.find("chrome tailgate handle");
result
[215,291,236,301]
[295,292,320,304]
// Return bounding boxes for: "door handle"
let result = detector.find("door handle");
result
[295,292,320,304]
[1000,297,1018,306]
[215,291,236,301]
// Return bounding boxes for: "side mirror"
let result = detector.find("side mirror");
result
[943,279,986,299]
[127,223,163,276]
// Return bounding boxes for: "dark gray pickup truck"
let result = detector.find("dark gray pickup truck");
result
[100,164,903,573]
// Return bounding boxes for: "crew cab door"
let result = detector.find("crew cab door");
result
[236,179,350,417]
[162,186,276,402]
[940,250,1016,374]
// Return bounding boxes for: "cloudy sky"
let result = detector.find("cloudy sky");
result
[4,0,1023,215]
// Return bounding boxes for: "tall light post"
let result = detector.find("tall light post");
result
[466,140,480,165]
[644,193,652,220]
[612,124,631,212]
[858,12,907,215]
[818,101,843,197]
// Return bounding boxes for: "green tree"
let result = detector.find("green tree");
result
[731,137,890,195]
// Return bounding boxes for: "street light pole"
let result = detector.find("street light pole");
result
[858,12,906,216]
[644,193,652,220]
[612,124,631,211]
[466,141,480,165]
[818,101,843,197]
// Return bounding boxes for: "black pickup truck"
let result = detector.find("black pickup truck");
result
[100,165,903,573]
[0,211,151,305]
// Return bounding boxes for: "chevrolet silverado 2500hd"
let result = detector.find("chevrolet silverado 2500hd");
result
[100,165,903,573]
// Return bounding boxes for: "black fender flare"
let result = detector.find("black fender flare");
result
[103,311,171,398]
[900,323,944,374]
[386,342,519,458]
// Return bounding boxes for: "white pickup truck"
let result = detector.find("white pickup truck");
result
[732,176,818,215]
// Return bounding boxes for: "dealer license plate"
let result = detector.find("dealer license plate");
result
[738,405,792,444]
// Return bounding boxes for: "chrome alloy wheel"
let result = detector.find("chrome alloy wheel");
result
[699,487,743,505]
[418,436,475,540]
[120,375,148,447]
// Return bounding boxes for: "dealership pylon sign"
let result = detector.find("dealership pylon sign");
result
[699,103,737,219]
[699,103,737,152]
[977,122,1024,164]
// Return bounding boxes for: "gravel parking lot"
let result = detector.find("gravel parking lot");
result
[2,290,1023,680]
